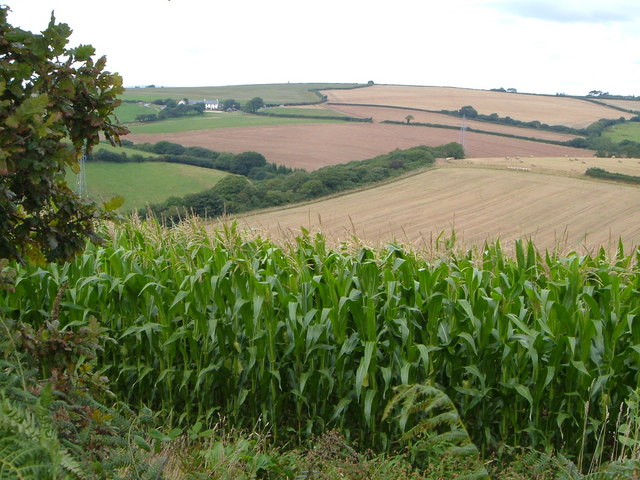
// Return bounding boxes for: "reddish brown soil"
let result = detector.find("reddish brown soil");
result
[128,124,592,170]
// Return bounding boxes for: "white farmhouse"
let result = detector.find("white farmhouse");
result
[204,99,220,111]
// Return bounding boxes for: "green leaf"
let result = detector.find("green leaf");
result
[72,44,96,61]
[134,435,151,452]
[103,195,124,211]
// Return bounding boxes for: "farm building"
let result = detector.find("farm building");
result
[205,99,220,110]
[177,99,220,110]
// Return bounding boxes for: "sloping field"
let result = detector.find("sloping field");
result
[238,166,640,251]
[324,86,633,128]
[326,104,581,142]
[459,156,640,177]
[67,162,227,211]
[122,83,362,104]
[127,112,341,135]
[128,124,590,170]
[596,99,640,112]
[605,122,640,143]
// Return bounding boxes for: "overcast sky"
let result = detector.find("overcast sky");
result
[6,0,640,96]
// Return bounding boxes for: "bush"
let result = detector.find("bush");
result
[151,141,186,155]
[585,167,640,184]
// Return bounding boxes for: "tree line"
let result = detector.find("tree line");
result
[585,167,640,184]
[138,143,464,222]
[90,140,292,178]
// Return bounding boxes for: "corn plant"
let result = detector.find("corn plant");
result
[2,218,640,465]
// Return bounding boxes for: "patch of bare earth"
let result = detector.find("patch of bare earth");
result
[324,85,634,129]
[128,124,591,171]
[326,104,582,142]
[237,167,640,251]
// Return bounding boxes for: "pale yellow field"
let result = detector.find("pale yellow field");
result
[325,104,581,142]
[596,99,640,112]
[455,156,640,177]
[324,86,634,129]
[237,163,640,251]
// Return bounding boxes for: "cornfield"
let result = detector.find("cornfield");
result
[2,218,639,460]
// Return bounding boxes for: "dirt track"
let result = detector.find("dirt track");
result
[128,123,592,170]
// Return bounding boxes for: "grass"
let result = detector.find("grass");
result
[604,122,640,143]
[122,83,363,104]
[113,102,159,123]
[66,162,228,210]
[127,111,343,134]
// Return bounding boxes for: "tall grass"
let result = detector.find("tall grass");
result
[2,218,639,462]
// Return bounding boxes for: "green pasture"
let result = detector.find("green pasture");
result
[66,162,227,210]
[127,111,342,134]
[122,83,363,104]
[113,102,159,123]
[260,106,349,117]
[604,122,640,143]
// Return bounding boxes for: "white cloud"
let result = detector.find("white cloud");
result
[492,0,640,23]
[5,0,640,96]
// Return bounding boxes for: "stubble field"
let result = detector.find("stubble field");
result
[324,85,634,128]
[237,161,640,251]
[595,98,640,112]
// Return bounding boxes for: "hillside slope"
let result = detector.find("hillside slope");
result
[324,85,633,128]
[129,124,590,170]
[238,162,640,250]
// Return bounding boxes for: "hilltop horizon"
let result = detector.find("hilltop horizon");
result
[123,82,635,99]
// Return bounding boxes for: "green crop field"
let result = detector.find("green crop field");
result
[127,111,343,134]
[66,162,228,210]
[122,83,363,104]
[113,102,159,123]
[4,219,640,478]
[604,121,640,143]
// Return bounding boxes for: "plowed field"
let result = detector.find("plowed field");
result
[128,124,591,170]
[237,165,640,251]
[324,86,633,128]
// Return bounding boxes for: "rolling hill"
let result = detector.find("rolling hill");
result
[323,85,634,128]
[128,123,591,170]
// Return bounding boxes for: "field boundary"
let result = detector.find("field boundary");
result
[327,102,585,136]
[380,120,587,149]
[253,111,372,123]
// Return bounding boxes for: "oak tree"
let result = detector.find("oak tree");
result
[0,7,128,264]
